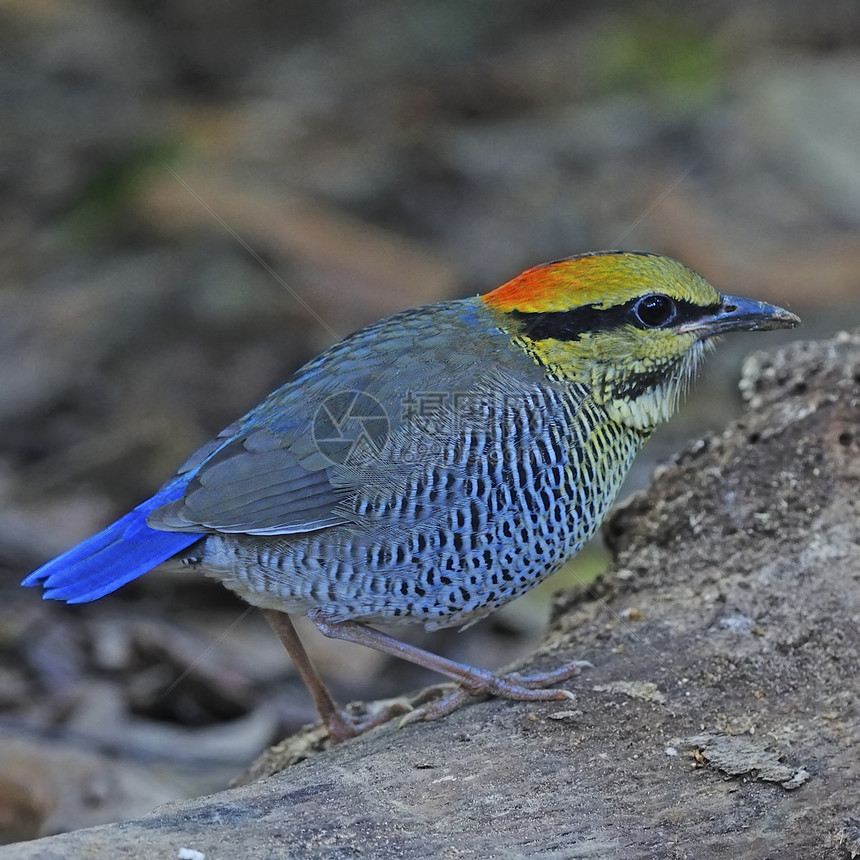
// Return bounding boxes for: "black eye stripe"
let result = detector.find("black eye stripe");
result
[510,298,721,342]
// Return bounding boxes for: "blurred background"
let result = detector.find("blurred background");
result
[1,0,858,842]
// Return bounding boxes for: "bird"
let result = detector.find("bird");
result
[23,251,800,743]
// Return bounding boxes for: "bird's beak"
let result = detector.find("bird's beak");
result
[678,295,801,338]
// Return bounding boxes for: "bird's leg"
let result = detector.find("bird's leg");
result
[262,610,350,741]
[261,610,408,744]
[311,615,583,723]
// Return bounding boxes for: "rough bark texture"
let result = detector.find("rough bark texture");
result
[4,331,859,860]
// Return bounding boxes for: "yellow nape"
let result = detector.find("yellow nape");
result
[482,251,718,313]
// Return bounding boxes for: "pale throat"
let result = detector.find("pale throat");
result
[513,333,709,432]
[599,340,710,430]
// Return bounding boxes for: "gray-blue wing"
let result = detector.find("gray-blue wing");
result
[148,424,348,535]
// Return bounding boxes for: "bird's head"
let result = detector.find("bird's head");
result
[482,251,800,430]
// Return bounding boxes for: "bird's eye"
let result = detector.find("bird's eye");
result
[633,294,677,328]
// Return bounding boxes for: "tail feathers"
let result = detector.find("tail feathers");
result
[22,485,204,604]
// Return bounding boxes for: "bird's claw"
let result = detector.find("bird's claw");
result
[504,659,593,688]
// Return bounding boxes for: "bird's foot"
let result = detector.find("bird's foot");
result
[326,697,414,744]
[328,658,592,738]
[399,659,590,726]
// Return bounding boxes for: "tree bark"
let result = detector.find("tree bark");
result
[4,330,859,860]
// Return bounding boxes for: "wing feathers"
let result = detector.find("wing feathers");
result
[147,433,348,535]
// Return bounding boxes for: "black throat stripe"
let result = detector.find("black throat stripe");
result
[510,298,722,341]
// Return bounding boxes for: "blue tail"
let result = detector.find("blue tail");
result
[22,482,204,603]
